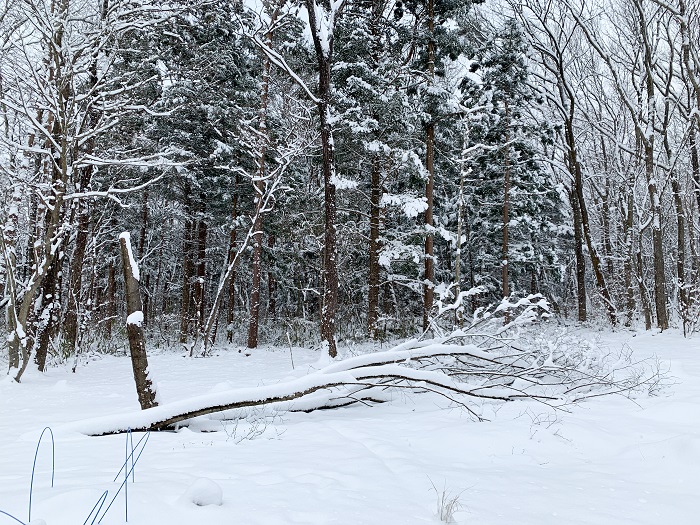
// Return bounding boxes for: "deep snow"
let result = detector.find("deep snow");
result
[1,329,698,524]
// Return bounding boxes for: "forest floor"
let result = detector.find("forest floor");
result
[1,327,698,524]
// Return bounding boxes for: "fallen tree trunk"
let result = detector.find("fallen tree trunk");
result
[66,333,660,436]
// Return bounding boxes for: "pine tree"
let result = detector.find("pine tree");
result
[331,0,423,339]
[397,0,485,330]
[463,19,564,303]
[109,0,259,344]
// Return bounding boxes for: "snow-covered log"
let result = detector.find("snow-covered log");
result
[68,333,661,436]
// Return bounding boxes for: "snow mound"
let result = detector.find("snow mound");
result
[183,478,223,506]
[209,381,234,394]
[29,520,47,525]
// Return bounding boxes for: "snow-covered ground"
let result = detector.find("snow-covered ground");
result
[1,329,698,524]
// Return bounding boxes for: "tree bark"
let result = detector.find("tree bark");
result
[179,214,194,344]
[623,190,635,326]
[119,232,158,410]
[247,25,275,350]
[105,260,116,339]
[454,137,466,327]
[368,157,382,339]
[247,206,264,349]
[423,122,435,333]
[3,186,21,369]
[501,100,511,308]
[194,215,207,330]
[636,239,653,331]
[226,179,239,344]
[139,189,148,259]
[34,252,60,372]
[267,234,277,319]
[601,178,614,279]
[139,189,149,326]
[422,0,436,333]
[61,183,91,357]
[305,0,339,357]
[671,177,687,333]
[61,0,107,355]
[690,128,700,212]
[566,120,616,324]
[634,0,668,330]
[569,187,587,322]
[645,146,668,330]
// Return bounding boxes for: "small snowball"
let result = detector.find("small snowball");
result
[209,381,234,394]
[184,478,223,507]
[52,380,69,391]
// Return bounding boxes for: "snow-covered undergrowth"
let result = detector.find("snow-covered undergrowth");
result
[1,329,697,524]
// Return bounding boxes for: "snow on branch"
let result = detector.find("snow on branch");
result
[248,34,320,105]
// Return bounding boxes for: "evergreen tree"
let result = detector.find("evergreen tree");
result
[463,19,564,302]
[397,0,484,329]
[331,0,424,338]
[110,0,260,342]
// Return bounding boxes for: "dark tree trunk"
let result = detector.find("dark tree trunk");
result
[226,176,239,343]
[319,102,339,358]
[305,0,339,357]
[247,213,264,349]
[179,216,194,344]
[23,193,38,282]
[5,188,21,369]
[105,260,116,339]
[569,188,586,322]
[138,190,149,326]
[601,179,614,279]
[143,273,151,328]
[671,177,687,333]
[423,122,435,332]
[119,232,158,410]
[501,101,511,309]
[34,249,60,372]
[194,215,207,330]
[247,34,274,350]
[566,120,616,324]
[422,0,436,333]
[368,157,382,339]
[153,240,165,324]
[139,189,148,259]
[35,101,68,371]
[61,183,91,357]
[61,0,106,354]
[645,145,668,331]
[691,128,700,212]
[635,0,667,330]
[623,190,635,326]
[267,234,277,319]
[636,240,653,331]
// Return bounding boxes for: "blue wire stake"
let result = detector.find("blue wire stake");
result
[124,430,128,523]
[0,509,27,525]
[99,431,150,524]
[128,430,135,483]
[112,432,150,483]
[83,491,108,525]
[28,427,54,523]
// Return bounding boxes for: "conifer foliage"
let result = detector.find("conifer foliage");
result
[462,20,565,303]
[1,0,699,377]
